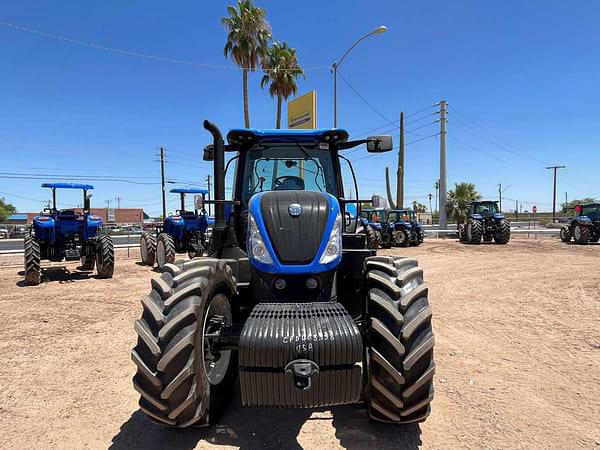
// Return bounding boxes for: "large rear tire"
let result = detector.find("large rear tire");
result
[394,229,409,247]
[131,259,238,427]
[140,231,157,266]
[559,226,571,243]
[573,224,590,245]
[466,220,482,244]
[494,219,511,244]
[96,234,114,278]
[156,233,176,269]
[24,233,41,286]
[364,256,435,424]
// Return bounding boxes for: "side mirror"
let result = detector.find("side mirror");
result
[203,144,214,161]
[367,135,393,153]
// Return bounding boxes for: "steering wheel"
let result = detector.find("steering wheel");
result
[273,175,305,190]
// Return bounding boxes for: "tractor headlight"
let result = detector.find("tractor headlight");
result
[247,213,273,264]
[319,213,342,265]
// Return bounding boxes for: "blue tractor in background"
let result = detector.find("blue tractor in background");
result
[358,207,385,248]
[458,200,510,244]
[560,203,600,244]
[24,183,114,285]
[381,209,424,248]
[131,122,435,429]
[139,188,209,269]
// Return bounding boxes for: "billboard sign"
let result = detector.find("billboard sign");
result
[287,91,317,129]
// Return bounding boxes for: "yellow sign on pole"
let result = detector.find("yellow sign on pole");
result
[287,91,317,129]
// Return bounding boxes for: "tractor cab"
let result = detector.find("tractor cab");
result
[470,201,502,219]
[575,203,600,221]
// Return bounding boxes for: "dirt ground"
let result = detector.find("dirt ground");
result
[0,238,599,449]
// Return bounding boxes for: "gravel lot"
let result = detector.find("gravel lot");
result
[0,238,599,449]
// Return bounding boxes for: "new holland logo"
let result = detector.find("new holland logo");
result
[288,203,302,217]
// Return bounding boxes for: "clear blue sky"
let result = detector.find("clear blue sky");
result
[1,0,599,216]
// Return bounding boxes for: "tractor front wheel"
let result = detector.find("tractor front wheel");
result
[559,226,571,243]
[96,234,114,278]
[156,233,176,269]
[573,225,591,245]
[364,256,435,424]
[140,231,156,266]
[131,259,238,427]
[494,220,511,244]
[24,233,41,285]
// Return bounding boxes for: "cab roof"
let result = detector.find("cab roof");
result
[170,188,209,194]
[227,128,349,147]
[41,183,94,190]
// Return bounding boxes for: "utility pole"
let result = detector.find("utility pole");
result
[160,146,167,220]
[428,193,433,214]
[564,191,568,210]
[105,199,111,208]
[438,100,448,228]
[115,197,122,209]
[546,165,565,222]
[498,183,502,212]
[515,199,519,220]
[397,112,404,208]
[205,175,212,216]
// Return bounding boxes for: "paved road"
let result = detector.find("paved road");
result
[0,234,140,252]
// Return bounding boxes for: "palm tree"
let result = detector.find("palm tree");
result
[446,182,481,224]
[222,0,271,128]
[260,42,304,128]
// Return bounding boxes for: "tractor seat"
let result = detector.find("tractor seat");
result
[57,209,79,219]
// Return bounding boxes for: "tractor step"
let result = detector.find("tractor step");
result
[238,302,363,408]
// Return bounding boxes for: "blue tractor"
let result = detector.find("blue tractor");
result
[131,122,435,428]
[139,188,209,269]
[458,200,510,244]
[560,203,600,244]
[358,207,384,248]
[381,209,424,248]
[24,183,114,285]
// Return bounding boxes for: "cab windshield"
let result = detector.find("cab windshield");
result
[388,210,414,222]
[359,210,382,222]
[474,203,498,217]
[580,205,600,219]
[240,143,338,203]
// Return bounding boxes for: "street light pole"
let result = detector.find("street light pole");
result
[332,25,388,127]
[546,165,565,222]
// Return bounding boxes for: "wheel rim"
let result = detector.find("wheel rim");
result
[140,238,148,261]
[202,294,232,385]
[395,231,405,244]
[157,241,165,267]
[574,226,581,240]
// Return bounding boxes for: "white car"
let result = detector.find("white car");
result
[0,226,8,239]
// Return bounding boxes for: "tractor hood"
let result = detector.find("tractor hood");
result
[247,191,341,274]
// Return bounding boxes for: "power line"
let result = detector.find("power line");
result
[336,70,394,125]
[0,19,329,72]
[449,105,550,166]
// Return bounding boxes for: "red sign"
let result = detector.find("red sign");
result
[532,205,537,214]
